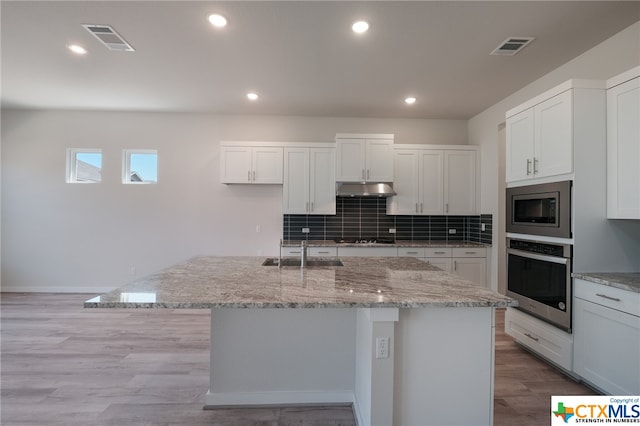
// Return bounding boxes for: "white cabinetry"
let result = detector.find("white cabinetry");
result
[397,246,486,287]
[505,307,574,372]
[220,144,283,184]
[335,134,394,182]
[283,147,336,215]
[606,67,640,219]
[506,90,572,183]
[451,247,486,287]
[573,278,640,394]
[389,146,477,216]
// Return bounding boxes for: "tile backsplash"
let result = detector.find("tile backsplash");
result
[283,197,492,244]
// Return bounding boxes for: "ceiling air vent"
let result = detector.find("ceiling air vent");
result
[490,37,535,56]
[82,24,135,52]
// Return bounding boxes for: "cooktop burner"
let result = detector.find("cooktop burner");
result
[335,238,395,244]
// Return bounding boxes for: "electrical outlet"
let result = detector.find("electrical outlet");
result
[302,227,310,233]
[129,267,136,276]
[481,223,486,232]
[448,229,457,234]
[388,228,396,234]
[376,337,390,359]
[255,224,261,233]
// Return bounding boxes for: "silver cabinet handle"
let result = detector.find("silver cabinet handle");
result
[524,333,539,342]
[306,202,309,212]
[248,171,251,182]
[367,169,370,180]
[465,251,477,255]
[526,159,532,175]
[311,202,314,212]
[253,171,256,181]
[453,260,457,271]
[362,169,365,180]
[533,157,539,174]
[406,251,419,255]
[596,293,621,302]
[434,251,446,254]
[445,204,449,213]
[420,203,423,213]
[289,250,301,254]
[416,203,419,213]
[317,251,331,254]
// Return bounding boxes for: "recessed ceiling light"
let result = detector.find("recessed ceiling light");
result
[68,44,87,55]
[247,92,259,101]
[208,14,228,28]
[352,20,369,34]
[405,97,417,105]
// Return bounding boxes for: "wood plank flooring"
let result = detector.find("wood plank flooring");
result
[1,293,597,425]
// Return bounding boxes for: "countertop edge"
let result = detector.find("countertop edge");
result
[573,272,640,293]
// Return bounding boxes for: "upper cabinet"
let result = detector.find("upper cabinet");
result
[388,146,477,216]
[335,134,394,182]
[607,67,640,219]
[220,144,283,184]
[283,147,336,215]
[506,90,573,183]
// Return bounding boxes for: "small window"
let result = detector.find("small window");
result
[123,149,158,184]
[66,148,102,183]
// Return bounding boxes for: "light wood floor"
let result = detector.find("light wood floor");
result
[1,293,596,425]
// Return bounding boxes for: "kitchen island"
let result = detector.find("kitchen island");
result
[86,256,516,426]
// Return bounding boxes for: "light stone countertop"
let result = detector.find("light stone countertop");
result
[85,256,516,309]
[282,240,489,248]
[573,272,640,293]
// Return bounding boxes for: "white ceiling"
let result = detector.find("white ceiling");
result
[2,1,639,119]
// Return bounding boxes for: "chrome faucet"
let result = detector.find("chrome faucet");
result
[300,240,307,268]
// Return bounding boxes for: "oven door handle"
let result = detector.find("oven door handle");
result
[507,248,569,265]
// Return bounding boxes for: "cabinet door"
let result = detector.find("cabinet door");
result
[283,148,310,214]
[424,258,452,272]
[220,146,252,183]
[420,150,445,215]
[506,109,535,182]
[336,139,365,181]
[252,147,283,184]
[444,150,476,215]
[607,77,640,219]
[389,150,421,215]
[366,139,394,182]
[452,257,486,287]
[535,90,573,178]
[574,297,640,394]
[309,148,336,214]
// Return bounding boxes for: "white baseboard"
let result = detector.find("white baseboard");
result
[0,285,116,294]
[204,390,355,408]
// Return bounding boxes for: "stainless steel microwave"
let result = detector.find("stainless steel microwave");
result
[506,180,572,238]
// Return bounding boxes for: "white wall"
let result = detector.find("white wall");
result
[1,111,466,292]
[469,21,640,290]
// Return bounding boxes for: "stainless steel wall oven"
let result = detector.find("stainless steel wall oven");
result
[506,180,572,238]
[506,238,572,332]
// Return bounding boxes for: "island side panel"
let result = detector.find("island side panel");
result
[393,307,495,426]
[206,307,357,406]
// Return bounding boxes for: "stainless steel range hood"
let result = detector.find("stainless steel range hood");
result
[336,182,396,197]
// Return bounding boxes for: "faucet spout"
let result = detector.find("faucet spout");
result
[300,240,307,268]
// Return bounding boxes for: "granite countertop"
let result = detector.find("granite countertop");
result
[282,240,489,248]
[573,272,640,293]
[85,256,516,309]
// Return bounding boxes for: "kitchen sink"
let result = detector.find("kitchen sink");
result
[262,258,344,267]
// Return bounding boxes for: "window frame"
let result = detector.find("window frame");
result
[122,149,158,184]
[66,148,103,184]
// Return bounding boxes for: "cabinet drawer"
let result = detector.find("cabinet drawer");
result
[309,247,338,257]
[505,307,573,371]
[282,247,303,256]
[398,247,426,257]
[574,278,640,317]
[424,248,452,257]
[452,247,486,258]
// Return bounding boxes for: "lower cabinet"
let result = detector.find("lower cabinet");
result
[505,307,574,372]
[398,246,487,287]
[573,279,640,394]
